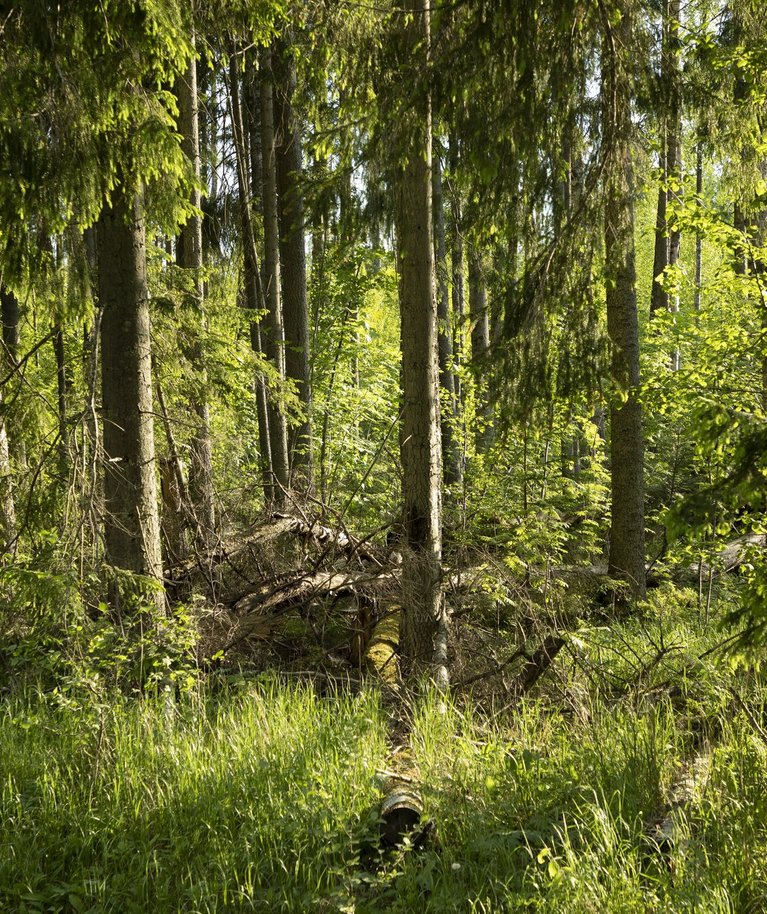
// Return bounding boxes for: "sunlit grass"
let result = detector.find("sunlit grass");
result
[2,605,767,913]
[0,680,388,913]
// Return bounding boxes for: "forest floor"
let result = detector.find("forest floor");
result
[2,519,767,913]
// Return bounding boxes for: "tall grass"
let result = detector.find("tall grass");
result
[2,603,767,912]
[1,680,388,913]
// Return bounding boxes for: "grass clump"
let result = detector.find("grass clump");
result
[0,679,387,913]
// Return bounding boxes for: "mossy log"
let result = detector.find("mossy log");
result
[364,604,401,687]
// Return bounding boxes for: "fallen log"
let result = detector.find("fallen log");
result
[645,751,711,863]
[175,516,304,602]
[219,569,395,657]
[380,787,424,848]
[233,569,393,616]
[273,513,386,567]
[364,605,401,687]
[682,533,767,581]
[375,747,435,851]
[455,632,564,698]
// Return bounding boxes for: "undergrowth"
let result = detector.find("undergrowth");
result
[2,594,767,913]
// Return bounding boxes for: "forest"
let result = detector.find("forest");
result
[1,0,767,910]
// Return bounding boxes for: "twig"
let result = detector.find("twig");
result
[454,646,526,689]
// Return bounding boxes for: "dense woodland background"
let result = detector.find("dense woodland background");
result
[3,0,767,911]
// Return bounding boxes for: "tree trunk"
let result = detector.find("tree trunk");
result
[53,323,68,479]
[650,0,683,369]
[98,188,163,609]
[1,287,19,363]
[0,397,14,554]
[394,0,445,679]
[0,284,21,470]
[274,37,313,491]
[230,52,274,505]
[80,229,103,545]
[0,287,16,552]
[603,10,646,599]
[448,137,465,411]
[468,248,494,453]
[156,378,190,567]
[177,42,217,551]
[650,140,669,317]
[666,0,682,370]
[259,45,290,502]
[694,140,703,312]
[432,145,461,485]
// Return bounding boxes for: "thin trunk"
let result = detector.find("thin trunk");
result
[555,140,582,478]
[694,141,703,312]
[274,37,313,491]
[0,399,14,553]
[448,137,464,410]
[650,142,668,313]
[230,51,274,504]
[54,325,68,479]
[259,45,290,501]
[432,145,461,485]
[81,232,103,544]
[468,249,494,453]
[177,41,217,550]
[156,378,190,567]
[651,0,683,375]
[1,288,19,363]
[603,13,646,599]
[338,157,355,247]
[667,0,682,370]
[97,187,163,610]
[756,178,767,412]
[395,0,444,679]
[0,285,21,472]
[339,164,361,395]
[0,287,16,550]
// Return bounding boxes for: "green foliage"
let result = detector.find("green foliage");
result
[311,241,401,524]
[0,1,200,282]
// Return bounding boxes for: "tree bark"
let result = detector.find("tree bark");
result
[448,137,465,411]
[0,287,16,551]
[432,145,461,485]
[230,52,274,505]
[650,0,683,370]
[603,9,646,599]
[274,37,313,491]
[468,248,494,453]
[98,188,163,608]
[53,323,68,479]
[177,42,217,551]
[650,140,669,317]
[694,140,703,313]
[394,0,445,679]
[666,0,682,370]
[259,45,290,502]
[1,288,19,363]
